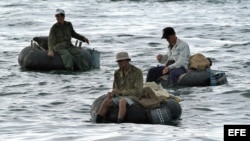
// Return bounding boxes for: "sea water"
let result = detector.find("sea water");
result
[0,0,250,140]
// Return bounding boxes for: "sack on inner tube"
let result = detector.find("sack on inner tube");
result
[188,53,211,71]
[176,53,211,86]
[140,82,182,124]
[161,53,212,87]
[137,82,181,109]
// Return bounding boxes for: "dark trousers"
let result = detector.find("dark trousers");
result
[146,66,165,82]
[146,66,186,85]
[55,47,90,71]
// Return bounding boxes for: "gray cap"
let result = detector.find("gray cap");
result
[116,52,131,62]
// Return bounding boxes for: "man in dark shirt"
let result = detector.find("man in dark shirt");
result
[48,9,89,71]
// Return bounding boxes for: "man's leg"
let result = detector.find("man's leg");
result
[56,48,74,70]
[146,66,165,82]
[169,67,187,85]
[68,47,90,71]
[96,96,113,123]
[117,97,134,123]
[117,98,127,123]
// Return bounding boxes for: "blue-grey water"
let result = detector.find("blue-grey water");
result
[0,0,250,140]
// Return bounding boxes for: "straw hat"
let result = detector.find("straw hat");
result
[116,52,131,62]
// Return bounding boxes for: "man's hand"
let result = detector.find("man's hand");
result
[48,51,54,57]
[157,54,162,62]
[107,92,115,98]
[83,37,89,44]
[162,66,169,74]
[112,89,122,96]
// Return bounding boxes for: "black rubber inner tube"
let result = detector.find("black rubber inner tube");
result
[90,95,182,124]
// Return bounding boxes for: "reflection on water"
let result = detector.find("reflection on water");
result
[0,0,250,140]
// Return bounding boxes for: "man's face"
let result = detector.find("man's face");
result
[55,14,64,23]
[117,60,128,69]
[166,35,176,45]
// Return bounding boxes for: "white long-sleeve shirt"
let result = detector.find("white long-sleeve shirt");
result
[159,37,190,71]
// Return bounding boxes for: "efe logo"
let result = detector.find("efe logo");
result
[224,125,249,141]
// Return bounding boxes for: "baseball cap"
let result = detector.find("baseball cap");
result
[161,27,175,39]
[55,9,65,15]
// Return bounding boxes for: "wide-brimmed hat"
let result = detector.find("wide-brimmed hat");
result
[55,9,65,15]
[161,27,175,39]
[116,52,131,62]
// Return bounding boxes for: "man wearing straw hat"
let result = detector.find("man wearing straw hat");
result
[96,52,143,123]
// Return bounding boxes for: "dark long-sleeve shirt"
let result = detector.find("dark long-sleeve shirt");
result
[48,21,85,52]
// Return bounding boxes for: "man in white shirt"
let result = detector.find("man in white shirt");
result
[146,27,190,86]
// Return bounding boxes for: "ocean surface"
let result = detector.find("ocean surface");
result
[0,0,250,140]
